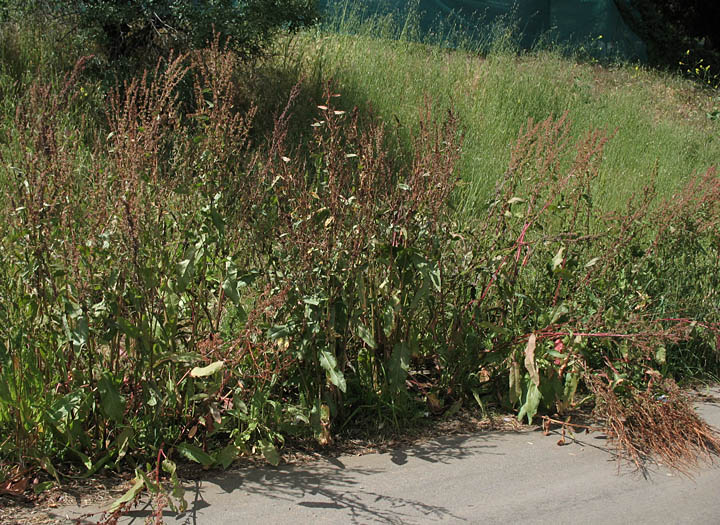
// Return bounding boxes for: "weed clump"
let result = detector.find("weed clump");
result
[588,376,720,475]
[0,32,719,516]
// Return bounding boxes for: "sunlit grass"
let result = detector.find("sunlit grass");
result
[276,10,719,219]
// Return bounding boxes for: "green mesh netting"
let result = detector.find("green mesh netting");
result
[321,0,646,61]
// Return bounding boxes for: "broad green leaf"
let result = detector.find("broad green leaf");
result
[117,318,141,340]
[40,457,59,482]
[80,453,112,478]
[98,373,125,423]
[222,261,253,307]
[319,350,346,393]
[177,443,214,467]
[585,257,600,268]
[33,481,54,494]
[268,324,290,340]
[356,323,377,349]
[478,321,512,337]
[65,300,83,319]
[222,275,241,306]
[388,342,411,391]
[70,448,93,471]
[215,443,240,469]
[563,372,580,405]
[176,245,197,293]
[303,296,321,306]
[429,266,441,292]
[136,469,159,493]
[70,315,89,347]
[517,382,542,424]
[108,474,144,513]
[154,352,202,366]
[524,334,540,387]
[409,278,430,311]
[550,304,569,325]
[190,360,224,378]
[259,440,280,466]
[114,427,134,461]
[381,304,395,338]
[162,459,187,513]
[205,197,225,235]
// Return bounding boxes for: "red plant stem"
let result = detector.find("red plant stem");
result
[478,191,561,304]
[515,222,531,263]
[537,331,655,339]
[478,228,529,302]
[658,318,720,331]
[534,318,720,342]
[155,443,165,486]
[175,369,191,388]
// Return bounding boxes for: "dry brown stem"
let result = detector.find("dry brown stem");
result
[587,375,720,476]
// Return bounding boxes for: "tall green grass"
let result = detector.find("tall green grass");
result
[278,7,719,217]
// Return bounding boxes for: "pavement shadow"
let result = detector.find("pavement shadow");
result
[118,431,503,524]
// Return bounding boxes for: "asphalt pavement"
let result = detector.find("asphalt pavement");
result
[54,387,720,524]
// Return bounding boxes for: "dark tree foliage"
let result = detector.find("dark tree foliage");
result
[613,0,720,77]
[18,0,318,61]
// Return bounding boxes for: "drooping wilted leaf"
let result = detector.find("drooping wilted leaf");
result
[319,350,347,392]
[259,440,280,466]
[559,372,580,413]
[70,448,93,471]
[509,361,522,406]
[356,323,377,349]
[552,246,565,271]
[517,382,542,424]
[98,373,125,423]
[177,443,214,467]
[190,361,224,378]
[108,474,145,513]
[39,457,59,482]
[524,334,540,387]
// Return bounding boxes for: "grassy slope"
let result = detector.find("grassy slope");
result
[279,29,719,216]
[4,16,718,217]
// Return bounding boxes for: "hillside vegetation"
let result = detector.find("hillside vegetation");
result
[1,7,719,515]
